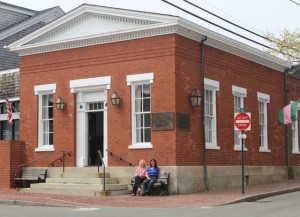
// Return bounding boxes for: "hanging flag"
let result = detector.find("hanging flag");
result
[277,101,298,125]
[5,98,13,125]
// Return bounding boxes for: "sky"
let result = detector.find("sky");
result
[2,0,300,50]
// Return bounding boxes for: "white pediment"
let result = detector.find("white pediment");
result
[26,12,160,45]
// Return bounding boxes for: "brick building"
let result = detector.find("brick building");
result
[5,4,300,193]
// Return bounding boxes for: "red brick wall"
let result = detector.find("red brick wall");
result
[20,35,177,167]
[18,33,300,168]
[0,140,25,188]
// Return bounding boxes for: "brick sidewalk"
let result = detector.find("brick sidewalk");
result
[0,179,300,208]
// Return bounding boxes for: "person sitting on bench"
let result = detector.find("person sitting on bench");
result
[142,158,160,196]
[131,159,147,196]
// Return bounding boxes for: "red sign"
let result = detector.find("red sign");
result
[234,112,251,131]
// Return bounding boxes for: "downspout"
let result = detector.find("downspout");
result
[284,68,291,180]
[200,36,208,192]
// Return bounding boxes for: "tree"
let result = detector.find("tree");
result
[264,28,300,70]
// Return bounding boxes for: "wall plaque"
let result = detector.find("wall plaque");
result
[152,112,174,130]
[176,112,190,131]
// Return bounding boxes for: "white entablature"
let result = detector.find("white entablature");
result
[7,4,291,72]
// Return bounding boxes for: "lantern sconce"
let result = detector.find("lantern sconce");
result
[56,97,65,110]
[111,91,121,105]
[189,88,202,107]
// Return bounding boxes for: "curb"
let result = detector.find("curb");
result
[224,187,300,205]
[0,200,70,207]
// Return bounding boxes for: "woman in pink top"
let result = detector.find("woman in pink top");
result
[131,159,147,196]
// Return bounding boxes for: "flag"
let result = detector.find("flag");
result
[277,101,298,125]
[5,98,13,125]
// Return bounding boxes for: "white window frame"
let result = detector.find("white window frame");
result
[127,73,154,149]
[34,84,56,152]
[292,105,300,154]
[204,78,219,150]
[257,92,270,152]
[232,85,247,151]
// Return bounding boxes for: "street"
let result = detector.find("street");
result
[1,191,300,217]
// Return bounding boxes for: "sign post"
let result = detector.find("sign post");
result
[234,111,251,194]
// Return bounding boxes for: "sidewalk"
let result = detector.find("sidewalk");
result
[0,179,300,208]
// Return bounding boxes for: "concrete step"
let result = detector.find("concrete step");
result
[61,172,110,178]
[20,188,131,197]
[30,183,127,191]
[46,177,118,184]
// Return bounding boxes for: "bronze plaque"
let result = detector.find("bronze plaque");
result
[152,112,174,130]
[176,112,190,131]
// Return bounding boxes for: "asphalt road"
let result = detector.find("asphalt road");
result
[1,191,300,217]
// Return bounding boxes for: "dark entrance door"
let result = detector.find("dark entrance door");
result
[88,112,103,166]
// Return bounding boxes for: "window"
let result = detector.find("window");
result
[204,78,219,149]
[127,73,153,149]
[292,106,299,154]
[34,84,56,152]
[257,92,270,152]
[0,100,20,140]
[232,86,247,151]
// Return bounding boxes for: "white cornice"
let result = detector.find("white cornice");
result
[0,7,64,41]
[7,4,291,72]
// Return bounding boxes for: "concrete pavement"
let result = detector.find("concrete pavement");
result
[0,179,300,208]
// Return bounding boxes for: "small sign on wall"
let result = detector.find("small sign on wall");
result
[152,112,174,130]
[3,130,12,140]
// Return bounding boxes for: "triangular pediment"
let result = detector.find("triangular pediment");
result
[26,12,160,45]
[9,4,178,49]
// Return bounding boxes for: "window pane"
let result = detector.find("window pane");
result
[135,86,142,99]
[136,114,143,128]
[144,129,151,142]
[143,84,150,98]
[143,99,150,112]
[48,95,53,106]
[135,99,142,112]
[136,129,142,143]
[144,114,150,127]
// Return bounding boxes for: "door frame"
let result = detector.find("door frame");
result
[76,91,108,167]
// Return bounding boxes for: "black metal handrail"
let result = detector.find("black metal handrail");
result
[16,150,71,181]
[97,150,106,192]
[106,149,135,166]
[48,151,72,172]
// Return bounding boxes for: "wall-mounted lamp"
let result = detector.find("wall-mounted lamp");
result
[189,88,201,107]
[56,97,65,110]
[111,91,121,105]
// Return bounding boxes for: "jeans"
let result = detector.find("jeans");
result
[143,176,157,194]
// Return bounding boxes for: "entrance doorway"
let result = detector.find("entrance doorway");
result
[88,112,103,166]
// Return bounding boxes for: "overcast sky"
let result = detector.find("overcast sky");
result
[2,0,300,50]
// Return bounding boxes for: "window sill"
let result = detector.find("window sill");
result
[205,144,220,150]
[35,145,55,152]
[234,146,248,151]
[259,147,271,153]
[292,150,300,154]
[128,143,153,149]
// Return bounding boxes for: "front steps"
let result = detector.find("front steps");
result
[18,167,130,197]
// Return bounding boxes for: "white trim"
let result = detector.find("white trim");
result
[0,68,19,76]
[128,143,153,149]
[234,146,248,152]
[6,5,291,72]
[259,147,271,153]
[70,76,111,93]
[35,145,55,152]
[0,97,20,103]
[257,92,270,103]
[204,78,219,91]
[292,113,299,154]
[126,73,154,86]
[232,85,247,96]
[34,83,56,95]
[206,144,220,150]
[0,7,64,41]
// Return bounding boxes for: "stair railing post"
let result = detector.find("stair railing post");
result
[62,151,65,173]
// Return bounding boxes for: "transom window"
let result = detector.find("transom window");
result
[88,102,104,111]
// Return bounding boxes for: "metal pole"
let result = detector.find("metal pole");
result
[241,131,245,194]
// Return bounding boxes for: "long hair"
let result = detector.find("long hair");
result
[149,158,157,168]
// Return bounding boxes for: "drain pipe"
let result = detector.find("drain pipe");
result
[284,68,291,180]
[200,36,208,192]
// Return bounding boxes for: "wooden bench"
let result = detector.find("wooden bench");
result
[131,172,171,196]
[14,168,47,188]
